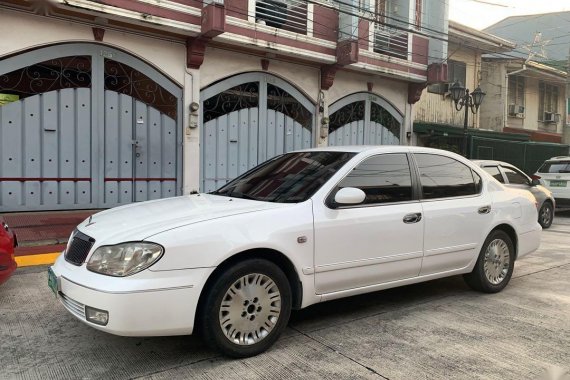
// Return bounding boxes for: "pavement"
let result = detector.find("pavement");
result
[1,214,569,379]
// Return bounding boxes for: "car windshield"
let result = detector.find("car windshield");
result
[211,151,356,203]
[538,161,570,173]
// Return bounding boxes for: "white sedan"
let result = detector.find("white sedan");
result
[49,146,541,357]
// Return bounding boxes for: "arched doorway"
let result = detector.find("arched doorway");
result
[0,43,183,212]
[200,73,315,192]
[328,92,403,146]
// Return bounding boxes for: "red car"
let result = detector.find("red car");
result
[0,217,17,285]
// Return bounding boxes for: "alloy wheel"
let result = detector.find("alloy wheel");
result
[483,239,510,285]
[218,273,282,345]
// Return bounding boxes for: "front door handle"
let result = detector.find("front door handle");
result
[478,205,491,214]
[403,213,422,224]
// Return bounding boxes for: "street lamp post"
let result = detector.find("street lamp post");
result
[449,81,486,156]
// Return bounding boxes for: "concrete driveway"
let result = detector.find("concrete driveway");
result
[1,215,569,380]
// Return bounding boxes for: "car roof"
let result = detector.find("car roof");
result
[544,156,570,162]
[472,159,514,167]
[296,145,463,155]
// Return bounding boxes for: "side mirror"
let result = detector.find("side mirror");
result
[531,178,540,186]
[334,187,366,205]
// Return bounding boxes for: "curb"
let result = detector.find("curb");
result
[16,252,61,267]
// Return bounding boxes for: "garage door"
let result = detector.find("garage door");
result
[0,44,182,212]
[200,73,315,192]
[328,92,403,146]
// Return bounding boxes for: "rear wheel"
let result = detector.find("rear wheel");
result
[463,230,515,293]
[538,202,553,229]
[199,259,292,358]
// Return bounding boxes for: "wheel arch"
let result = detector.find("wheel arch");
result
[490,224,518,259]
[196,248,304,325]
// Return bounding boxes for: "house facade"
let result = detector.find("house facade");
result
[0,0,449,212]
[412,21,515,148]
[479,59,567,143]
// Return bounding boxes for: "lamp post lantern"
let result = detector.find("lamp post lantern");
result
[449,81,486,156]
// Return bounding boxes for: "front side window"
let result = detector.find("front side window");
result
[502,166,529,185]
[212,151,355,203]
[482,166,504,183]
[415,154,479,199]
[336,153,413,205]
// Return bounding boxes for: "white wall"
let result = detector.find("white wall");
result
[200,47,320,103]
[0,10,186,85]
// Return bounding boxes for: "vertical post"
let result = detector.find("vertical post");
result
[463,89,470,157]
[564,48,570,145]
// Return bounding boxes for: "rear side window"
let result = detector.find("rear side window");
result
[502,166,529,185]
[538,161,570,173]
[338,153,413,205]
[415,154,480,199]
[482,166,504,183]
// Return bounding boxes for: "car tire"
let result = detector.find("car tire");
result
[198,259,292,358]
[463,230,515,293]
[538,202,554,229]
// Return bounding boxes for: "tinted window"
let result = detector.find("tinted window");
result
[502,167,529,185]
[212,152,355,203]
[337,154,412,205]
[415,154,479,199]
[538,161,570,173]
[482,166,504,183]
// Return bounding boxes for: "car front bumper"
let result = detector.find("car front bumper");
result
[51,255,215,337]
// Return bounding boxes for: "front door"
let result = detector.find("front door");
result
[313,153,423,294]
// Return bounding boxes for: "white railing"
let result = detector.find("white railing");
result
[255,0,308,34]
[373,26,409,60]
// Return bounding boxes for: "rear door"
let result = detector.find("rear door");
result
[414,153,493,275]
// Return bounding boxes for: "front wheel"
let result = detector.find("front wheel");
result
[463,230,515,293]
[198,259,292,358]
[538,202,554,229]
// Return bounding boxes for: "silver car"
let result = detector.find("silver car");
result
[474,160,555,228]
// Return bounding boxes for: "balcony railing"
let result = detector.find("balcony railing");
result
[373,26,409,60]
[255,0,308,34]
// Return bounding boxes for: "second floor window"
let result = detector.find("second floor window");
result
[255,0,307,34]
[539,82,559,121]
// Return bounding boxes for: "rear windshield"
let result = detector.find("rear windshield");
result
[538,161,570,173]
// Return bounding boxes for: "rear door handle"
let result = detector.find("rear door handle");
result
[478,205,491,214]
[403,213,422,224]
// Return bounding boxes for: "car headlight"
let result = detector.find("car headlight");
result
[86,242,164,277]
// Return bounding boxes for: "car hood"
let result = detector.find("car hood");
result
[77,194,286,245]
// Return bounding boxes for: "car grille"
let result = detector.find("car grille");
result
[64,231,95,266]
[59,292,86,319]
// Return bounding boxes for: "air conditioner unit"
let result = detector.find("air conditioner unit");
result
[555,113,561,123]
[544,112,557,123]
[508,104,525,116]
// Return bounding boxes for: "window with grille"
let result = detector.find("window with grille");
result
[539,82,559,121]
[508,75,524,106]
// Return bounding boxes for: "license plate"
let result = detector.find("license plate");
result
[47,267,59,297]
[549,180,567,187]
